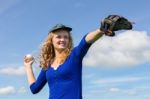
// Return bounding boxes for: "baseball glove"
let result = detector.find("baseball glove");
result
[100,15,133,36]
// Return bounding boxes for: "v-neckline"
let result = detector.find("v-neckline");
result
[50,64,63,71]
[50,55,70,71]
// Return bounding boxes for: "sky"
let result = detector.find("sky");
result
[0,0,150,99]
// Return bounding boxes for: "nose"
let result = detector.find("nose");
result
[60,37,67,41]
[60,37,64,41]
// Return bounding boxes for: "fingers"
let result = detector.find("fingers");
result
[24,58,34,63]
[24,55,35,65]
[105,30,115,37]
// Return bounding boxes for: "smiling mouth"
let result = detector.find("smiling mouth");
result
[59,43,66,46]
[59,41,66,44]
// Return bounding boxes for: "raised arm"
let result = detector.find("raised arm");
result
[85,15,133,44]
[85,29,104,44]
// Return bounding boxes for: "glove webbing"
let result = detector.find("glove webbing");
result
[107,15,120,31]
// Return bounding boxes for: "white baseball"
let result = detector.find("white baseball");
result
[26,54,34,60]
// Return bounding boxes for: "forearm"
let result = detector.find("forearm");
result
[25,66,36,85]
[85,29,104,44]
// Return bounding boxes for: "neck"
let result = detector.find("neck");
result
[54,49,66,62]
[55,48,63,57]
[52,50,63,64]
[53,48,68,63]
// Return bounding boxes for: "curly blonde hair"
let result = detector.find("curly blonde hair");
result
[39,30,73,69]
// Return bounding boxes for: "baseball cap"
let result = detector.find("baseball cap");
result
[49,24,72,33]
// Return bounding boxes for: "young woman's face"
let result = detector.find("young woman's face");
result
[52,30,70,51]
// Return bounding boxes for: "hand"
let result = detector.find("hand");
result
[24,55,34,68]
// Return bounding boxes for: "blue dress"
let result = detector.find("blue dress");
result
[30,35,92,99]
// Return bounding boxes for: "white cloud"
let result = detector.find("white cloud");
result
[108,87,139,95]
[0,86,26,95]
[127,90,137,96]
[121,88,144,96]
[0,66,25,76]
[0,86,15,95]
[83,30,150,67]
[92,76,144,84]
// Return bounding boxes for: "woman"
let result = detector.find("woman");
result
[24,24,105,99]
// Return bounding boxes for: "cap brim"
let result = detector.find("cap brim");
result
[50,27,72,32]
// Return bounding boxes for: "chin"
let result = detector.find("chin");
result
[60,47,67,50]
[59,46,67,49]
[57,47,67,50]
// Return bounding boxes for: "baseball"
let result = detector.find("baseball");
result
[25,54,34,61]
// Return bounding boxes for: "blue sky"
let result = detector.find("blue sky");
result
[0,0,150,99]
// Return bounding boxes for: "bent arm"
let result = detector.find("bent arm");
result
[24,59,47,94]
[85,29,104,44]
[25,66,36,85]
[29,69,47,94]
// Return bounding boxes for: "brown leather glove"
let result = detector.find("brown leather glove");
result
[100,15,133,37]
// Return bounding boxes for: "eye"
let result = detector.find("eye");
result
[56,35,61,39]
[64,35,69,39]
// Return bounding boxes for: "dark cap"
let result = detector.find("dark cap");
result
[49,24,72,33]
